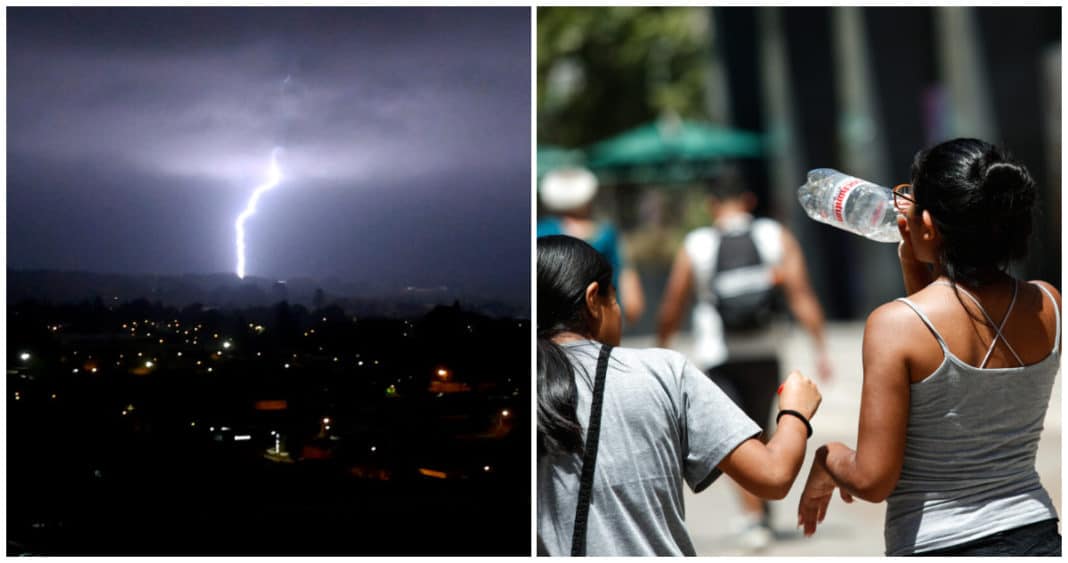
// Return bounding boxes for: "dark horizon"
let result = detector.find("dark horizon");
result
[6,268,530,320]
[5,267,528,307]
[7,8,531,308]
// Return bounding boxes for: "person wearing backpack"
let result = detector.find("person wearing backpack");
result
[657,175,832,550]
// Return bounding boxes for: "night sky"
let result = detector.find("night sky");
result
[7,8,531,305]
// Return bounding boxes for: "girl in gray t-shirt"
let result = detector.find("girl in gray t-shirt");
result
[537,235,822,556]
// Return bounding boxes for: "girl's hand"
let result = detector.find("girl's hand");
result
[797,461,836,537]
[778,370,822,421]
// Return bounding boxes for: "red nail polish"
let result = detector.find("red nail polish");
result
[777,384,784,395]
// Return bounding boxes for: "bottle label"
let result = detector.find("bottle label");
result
[868,198,887,227]
[832,177,862,223]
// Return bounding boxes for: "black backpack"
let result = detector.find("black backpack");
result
[709,227,779,331]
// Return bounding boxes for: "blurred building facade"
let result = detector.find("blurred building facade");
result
[539,6,1060,331]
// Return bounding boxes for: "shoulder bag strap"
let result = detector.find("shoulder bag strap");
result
[570,343,613,556]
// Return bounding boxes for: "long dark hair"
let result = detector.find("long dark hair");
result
[910,138,1037,287]
[537,235,614,457]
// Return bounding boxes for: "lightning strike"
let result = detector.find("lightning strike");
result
[235,148,283,279]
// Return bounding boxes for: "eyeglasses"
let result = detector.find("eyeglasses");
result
[893,183,916,212]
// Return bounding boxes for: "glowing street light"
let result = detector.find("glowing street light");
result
[19,352,30,361]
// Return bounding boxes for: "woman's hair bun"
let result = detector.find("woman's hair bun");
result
[982,160,1036,218]
[911,138,1038,285]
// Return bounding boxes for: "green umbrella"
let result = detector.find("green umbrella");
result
[586,118,764,183]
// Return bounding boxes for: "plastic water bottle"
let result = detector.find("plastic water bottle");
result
[797,168,902,243]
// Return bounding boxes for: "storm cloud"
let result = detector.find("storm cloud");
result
[8,8,531,304]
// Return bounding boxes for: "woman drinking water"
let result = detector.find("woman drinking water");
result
[797,138,1061,556]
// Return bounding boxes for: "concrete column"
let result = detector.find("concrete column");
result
[832,7,900,312]
[935,7,999,141]
[703,8,733,127]
[756,7,803,222]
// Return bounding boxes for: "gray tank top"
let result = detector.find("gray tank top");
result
[884,281,1060,555]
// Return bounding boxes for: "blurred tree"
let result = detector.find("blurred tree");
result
[538,7,713,148]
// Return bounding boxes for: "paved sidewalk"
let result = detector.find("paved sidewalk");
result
[623,322,1062,556]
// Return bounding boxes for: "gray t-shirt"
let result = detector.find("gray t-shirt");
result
[537,340,761,556]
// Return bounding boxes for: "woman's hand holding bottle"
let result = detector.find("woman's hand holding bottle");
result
[896,215,933,295]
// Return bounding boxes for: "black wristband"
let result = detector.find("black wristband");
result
[776,409,813,438]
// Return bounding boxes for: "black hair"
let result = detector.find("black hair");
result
[536,234,614,457]
[705,168,749,200]
[910,138,1037,287]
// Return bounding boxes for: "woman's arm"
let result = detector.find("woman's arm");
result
[656,247,694,348]
[718,416,809,500]
[619,266,646,325]
[718,371,822,500]
[798,302,912,534]
[779,227,832,381]
[825,304,911,499]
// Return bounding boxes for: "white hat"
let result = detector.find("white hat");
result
[539,167,598,212]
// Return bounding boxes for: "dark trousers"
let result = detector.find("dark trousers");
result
[705,357,781,435]
[911,519,1061,556]
[706,357,780,525]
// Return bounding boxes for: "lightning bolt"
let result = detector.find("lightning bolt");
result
[235,147,283,279]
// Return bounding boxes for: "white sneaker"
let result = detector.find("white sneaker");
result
[728,513,763,534]
[736,523,774,552]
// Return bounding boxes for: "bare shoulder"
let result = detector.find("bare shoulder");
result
[865,300,923,333]
[1029,280,1062,308]
[863,300,931,361]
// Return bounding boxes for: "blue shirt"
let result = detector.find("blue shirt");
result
[537,217,624,296]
